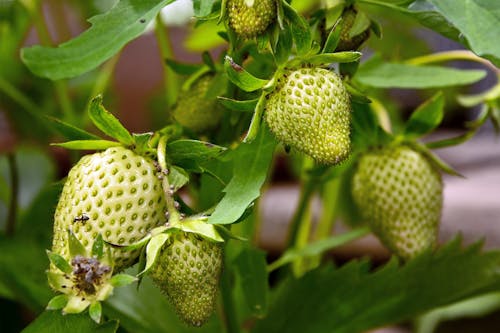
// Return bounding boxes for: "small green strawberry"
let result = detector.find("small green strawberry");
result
[149,230,223,326]
[351,145,443,260]
[264,66,351,164]
[336,8,370,52]
[227,0,276,39]
[172,74,223,133]
[51,146,167,271]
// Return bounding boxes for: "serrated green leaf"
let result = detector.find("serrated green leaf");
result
[208,127,276,224]
[233,247,269,318]
[44,115,101,141]
[52,140,120,150]
[268,227,371,272]
[282,1,311,56]
[68,230,87,258]
[167,165,189,192]
[47,251,72,274]
[217,97,259,112]
[89,96,134,145]
[253,238,500,333]
[355,59,487,88]
[224,56,268,92]
[141,233,170,275]
[46,295,69,310]
[91,234,104,259]
[404,92,444,138]
[426,0,500,66]
[303,52,362,65]
[22,310,119,333]
[109,274,137,287]
[167,139,227,162]
[21,0,174,80]
[89,302,102,323]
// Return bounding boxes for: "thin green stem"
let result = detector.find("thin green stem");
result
[0,76,44,117]
[30,1,76,123]
[314,177,341,241]
[405,50,500,74]
[6,153,18,236]
[285,179,316,249]
[157,137,181,224]
[220,267,240,333]
[154,14,178,109]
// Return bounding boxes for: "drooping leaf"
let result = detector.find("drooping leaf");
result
[233,246,269,318]
[404,91,445,138]
[253,238,500,333]
[224,56,268,92]
[427,0,500,66]
[88,96,134,146]
[21,0,175,80]
[355,59,486,88]
[167,165,190,192]
[208,127,276,225]
[21,310,119,333]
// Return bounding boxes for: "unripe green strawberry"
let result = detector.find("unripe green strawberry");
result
[351,145,443,260]
[265,67,351,164]
[336,8,370,52]
[51,146,167,271]
[227,0,276,39]
[172,75,223,133]
[149,231,223,326]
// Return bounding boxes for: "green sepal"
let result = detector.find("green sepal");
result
[224,56,268,92]
[404,92,444,139]
[132,132,154,155]
[46,294,69,310]
[243,92,267,142]
[168,165,189,192]
[51,140,120,150]
[89,95,134,146]
[273,23,293,65]
[47,270,72,290]
[349,10,371,38]
[174,218,224,242]
[301,51,362,66]
[47,250,72,274]
[68,229,87,258]
[217,97,259,112]
[215,225,247,242]
[63,296,91,314]
[322,16,343,53]
[91,234,104,259]
[89,301,102,323]
[109,274,137,287]
[104,233,152,251]
[44,115,101,141]
[410,142,463,177]
[140,233,170,275]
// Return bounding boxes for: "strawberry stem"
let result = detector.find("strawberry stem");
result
[157,136,181,224]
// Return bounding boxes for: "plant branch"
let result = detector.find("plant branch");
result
[6,153,18,236]
[154,14,178,110]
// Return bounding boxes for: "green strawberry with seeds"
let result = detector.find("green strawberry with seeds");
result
[149,230,223,326]
[227,0,276,39]
[351,145,443,260]
[51,146,167,271]
[172,74,223,133]
[265,66,352,165]
[336,8,370,52]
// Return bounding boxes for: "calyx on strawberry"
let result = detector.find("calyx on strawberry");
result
[351,144,443,260]
[51,146,168,271]
[227,0,277,39]
[172,74,224,133]
[264,66,351,165]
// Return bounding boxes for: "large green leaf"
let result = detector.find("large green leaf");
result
[208,127,276,225]
[21,0,174,80]
[427,0,500,66]
[22,311,119,333]
[355,58,486,88]
[253,239,500,333]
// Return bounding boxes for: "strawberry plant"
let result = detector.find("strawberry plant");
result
[1,0,500,332]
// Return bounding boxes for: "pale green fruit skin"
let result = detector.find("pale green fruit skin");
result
[51,146,167,270]
[172,75,223,133]
[351,145,443,260]
[227,0,276,39]
[149,232,223,327]
[265,67,351,165]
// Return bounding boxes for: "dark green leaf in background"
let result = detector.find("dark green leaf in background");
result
[21,0,174,80]
[208,127,276,225]
[22,311,118,333]
[253,239,500,333]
